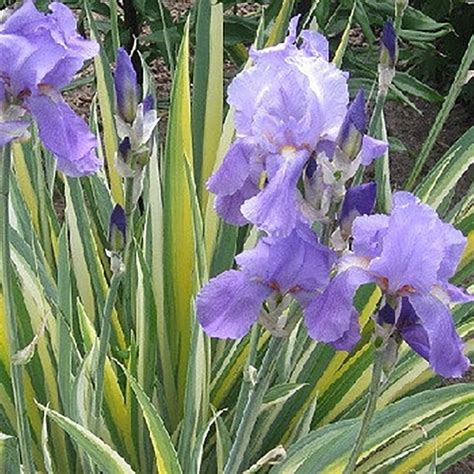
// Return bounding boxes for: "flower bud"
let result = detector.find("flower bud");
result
[114,48,139,124]
[336,90,366,160]
[380,20,397,69]
[109,204,126,252]
[339,182,376,238]
[142,94,154,114]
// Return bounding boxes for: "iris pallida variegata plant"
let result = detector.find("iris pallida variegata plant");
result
[0,1,100,471]
[197,16,472,474]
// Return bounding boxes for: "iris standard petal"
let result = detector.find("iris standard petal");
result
[196,270,271,339]
[299,30,329,61]
[304,267,374,347]
[352,213,389,258]
[292,55,349,141]
[408,293,469,378]
[369,202,444,294]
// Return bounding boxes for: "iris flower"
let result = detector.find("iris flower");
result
[208,17,386,237]
[0,1,100,176]
[197,225,335,339]
[305,192,471,377]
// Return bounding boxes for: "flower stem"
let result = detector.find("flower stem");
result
[343,345,384,474]
[231,324,260,435]
[223,336,285,474]
[0,144,35,473]
[93,269,123,431]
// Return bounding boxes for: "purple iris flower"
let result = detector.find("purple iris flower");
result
[197,225,336,339]
[208,16,349,236]
[0,1,100,176]
[305,192,471,377]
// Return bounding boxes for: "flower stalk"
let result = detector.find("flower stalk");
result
[343,342,385,474]
[93,267,124,432]
[223,336,286,474]
[0,144,35,474]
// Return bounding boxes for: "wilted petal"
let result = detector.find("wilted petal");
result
[408,293,469,378]
[305,267,374,347]
[339,182,376,237]
[358,135,388,165]
[241,149,308,237]
[196,270,271,339]
[208,139,254,196]
[27,94,100,176]
[0,120,30,145]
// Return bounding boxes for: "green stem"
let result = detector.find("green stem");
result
[124,176,135,256]
[93,270,123,431]
[231,325,260,435]
[223,336,285,474]
[343,345,384,474]
[0,144,35,473]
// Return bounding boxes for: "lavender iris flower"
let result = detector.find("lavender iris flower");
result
[208,18,387,237]
[208,16,350,237]
[0,1,100,176]
[197,225,335,339]
[305,192,471,377]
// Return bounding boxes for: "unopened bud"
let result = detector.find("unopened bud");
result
[114,48,139,124]
[380,20,397,69]
[108,204,126,252]
[336,90,366,160]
